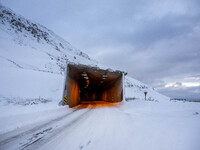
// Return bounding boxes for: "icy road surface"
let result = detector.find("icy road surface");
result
[0,100,200,150]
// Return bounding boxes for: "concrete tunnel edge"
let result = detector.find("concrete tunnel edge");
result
[61,63,127,107]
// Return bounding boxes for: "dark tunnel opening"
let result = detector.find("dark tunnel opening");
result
[63,64,123,107]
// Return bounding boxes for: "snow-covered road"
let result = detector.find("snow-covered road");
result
[0,102,121,150]
[0,103,93,150]
[0,100,200,150]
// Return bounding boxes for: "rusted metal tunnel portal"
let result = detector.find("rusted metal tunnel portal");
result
[63,64,123,107]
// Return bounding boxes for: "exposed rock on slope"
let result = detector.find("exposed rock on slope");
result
[0,4,97,75]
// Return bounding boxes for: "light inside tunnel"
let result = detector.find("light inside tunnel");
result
[63,64,123,107]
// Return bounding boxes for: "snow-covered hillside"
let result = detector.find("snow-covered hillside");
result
[125,76,169,101]
[0,4,98,103]
[0,4,169,106]
[0,4,98,72]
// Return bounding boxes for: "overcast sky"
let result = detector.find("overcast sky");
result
[2,0,200,99]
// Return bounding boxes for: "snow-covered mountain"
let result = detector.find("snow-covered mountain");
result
[0,4,169,106]
[0,4,97,73]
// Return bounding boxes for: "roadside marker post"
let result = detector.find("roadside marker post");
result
[144,92,147,100]
[64,96,67,104]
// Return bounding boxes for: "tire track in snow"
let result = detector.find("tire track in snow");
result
[0,109,77,146]
[0,105,91,149]
[20,107,94,150]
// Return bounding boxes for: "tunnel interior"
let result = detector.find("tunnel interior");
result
[64,64,123,107]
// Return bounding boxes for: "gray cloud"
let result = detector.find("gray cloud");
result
[159,86,200,100]
[2,0,200,99]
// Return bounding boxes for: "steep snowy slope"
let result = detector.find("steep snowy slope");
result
[0,4,98,103]
[0,4,97,73]
[125,76,169,101]
[0,4,169,106]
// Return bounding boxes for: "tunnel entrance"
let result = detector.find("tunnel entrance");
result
[63,64,124,107]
